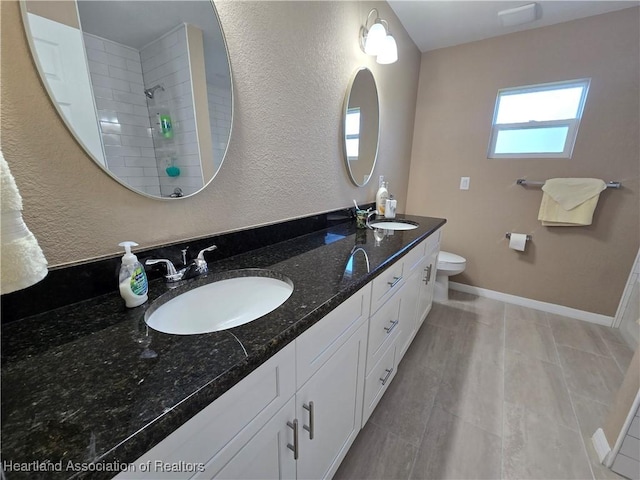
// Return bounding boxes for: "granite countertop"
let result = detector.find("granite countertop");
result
[1,214,445,480]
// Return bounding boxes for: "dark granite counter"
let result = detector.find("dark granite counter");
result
[1,214,445,479]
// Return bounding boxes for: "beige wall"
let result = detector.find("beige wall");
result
[1,0,420,266]
[406,8,640,317]
[25,1,79,29]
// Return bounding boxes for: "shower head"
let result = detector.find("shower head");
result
[144,84,165,99]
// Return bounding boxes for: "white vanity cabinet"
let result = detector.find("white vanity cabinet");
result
[114,230,443,480]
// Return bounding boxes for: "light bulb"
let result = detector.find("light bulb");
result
[376,34,398,64]
[364,21,386,56]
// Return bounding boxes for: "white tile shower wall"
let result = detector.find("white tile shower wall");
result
[84,33,161,197]
[140,25,203,197]
[207,83,232,171]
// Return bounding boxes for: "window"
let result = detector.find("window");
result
[488,79,590,158]
[345,107,361,159]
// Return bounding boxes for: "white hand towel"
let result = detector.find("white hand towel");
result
[1,150,48,294]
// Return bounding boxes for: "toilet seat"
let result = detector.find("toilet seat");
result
[437,251,466,270]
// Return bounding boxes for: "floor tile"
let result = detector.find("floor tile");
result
[505,350,577,430]
[505,304,549,326]
[369,359,441,446]
[503,401,594,480]
[505,315,559,364]
[447,292,505,326]
[557,346,624,405]
[450,312,504,369]
[549,314,611,357]
[402,323,457,375]
[601,338,635,374]
[410,405,502,480]
[334,421,417,480]
[435,351,503,436]
[594,324,630,346]
[426,302,465,332]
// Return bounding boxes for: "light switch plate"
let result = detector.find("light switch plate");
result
[460,177,470,190]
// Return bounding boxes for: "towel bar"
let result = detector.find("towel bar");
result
[516,179,621,189]
[506,233,532,241]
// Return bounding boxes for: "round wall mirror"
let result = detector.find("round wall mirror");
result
[21,0,233,199]
[342,67,379,187]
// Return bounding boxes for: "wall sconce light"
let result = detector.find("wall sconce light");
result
[360,9,398,65]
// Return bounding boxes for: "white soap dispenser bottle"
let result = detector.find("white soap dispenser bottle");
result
[118,241,149,308]
[376,181,389,216]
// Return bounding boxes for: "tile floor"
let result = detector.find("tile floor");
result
[335,291,637,480]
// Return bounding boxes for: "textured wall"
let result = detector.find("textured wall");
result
[406,9,640,316]
[1,0,421,266]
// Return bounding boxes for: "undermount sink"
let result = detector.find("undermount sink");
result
[145,271,294,335]
[369,220,419,231]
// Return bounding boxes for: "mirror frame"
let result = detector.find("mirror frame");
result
[342,67,380,187]
[20,0,234,201]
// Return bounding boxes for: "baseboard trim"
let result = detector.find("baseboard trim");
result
[449,282,614,327]
[592,428,612,464]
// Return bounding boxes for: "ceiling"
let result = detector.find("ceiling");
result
[387,1,639,52]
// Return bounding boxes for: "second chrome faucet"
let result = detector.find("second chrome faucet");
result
[145,245,218,283]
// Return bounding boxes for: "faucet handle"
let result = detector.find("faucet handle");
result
[197,245,218,261]
[185,245,217,277]
[145,258,182,282]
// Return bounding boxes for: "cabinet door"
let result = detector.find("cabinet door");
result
[206,398,297,480]
[417,249,438,326]
[295,323,367,480]
[397,267,421,362]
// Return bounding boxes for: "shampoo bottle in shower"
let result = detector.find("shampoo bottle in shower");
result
[118,241,148,308]
[157,112,173,139]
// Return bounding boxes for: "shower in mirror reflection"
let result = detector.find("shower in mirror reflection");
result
[20,0,233,199]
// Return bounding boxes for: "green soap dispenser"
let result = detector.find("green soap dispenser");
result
[118,241,148,308]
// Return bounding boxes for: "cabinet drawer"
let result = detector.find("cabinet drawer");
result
[115,343,296,479]
[296,283,371,388]
[403,240,427,273]
[366,285,402,374]
[362,341,397,425]
[424,229,441,255]
[370,260,405,315]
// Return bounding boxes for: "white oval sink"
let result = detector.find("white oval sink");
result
[369,221,418,231]
[146,273,294,335]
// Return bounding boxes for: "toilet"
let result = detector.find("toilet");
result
[434,251,467,301]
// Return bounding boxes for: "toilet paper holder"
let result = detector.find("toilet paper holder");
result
[506,233,532,241]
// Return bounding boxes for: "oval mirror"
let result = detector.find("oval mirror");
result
[21,0,233,199]
[342,67,379,187]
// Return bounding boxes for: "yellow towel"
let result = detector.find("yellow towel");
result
[538,178,606,226]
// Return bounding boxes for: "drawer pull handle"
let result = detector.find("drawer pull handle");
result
[384,319,399,334]
[423,265,432,284]
[303,401,314,440]
[287,419,299,460]
[387,276,402,288]
[380,367,394,385]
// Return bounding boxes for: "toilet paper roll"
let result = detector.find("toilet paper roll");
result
[509,233,528,252]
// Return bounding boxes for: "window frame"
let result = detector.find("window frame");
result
[487,78,591,159]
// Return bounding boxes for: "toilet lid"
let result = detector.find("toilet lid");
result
[438,251,466,264]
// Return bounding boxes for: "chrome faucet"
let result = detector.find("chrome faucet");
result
[145,245,218,283]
